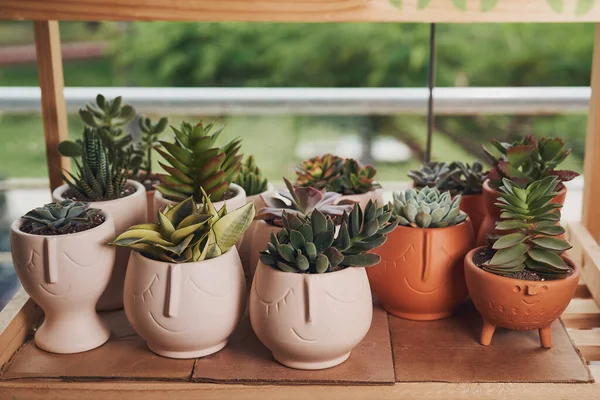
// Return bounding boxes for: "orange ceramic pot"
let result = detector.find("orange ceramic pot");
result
[476,180,567,246]
[459,193,484,236]
[367,220,475,321]
[464,247,579,348]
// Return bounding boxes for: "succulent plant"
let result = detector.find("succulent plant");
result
[408,162,459,192]
[155,121,243,203]
[256,178,354,226]
[483,176,572,279]
[234,156,269,196]
[111,191,255,263]
[135,115,169,179]
[391,186,467,228]
[58,127,129,201]
[335,158,381,195]
[259,200,397,273]
[22,200,101,233]
[483,135,579,188]
[448,161,487,195]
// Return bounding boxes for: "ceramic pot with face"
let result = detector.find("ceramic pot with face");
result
[250,262,373,370]
[338,189,384,210]
[367,220,475,321]
[124,247,246,359]
[464,247,579,348]
[459,193,485,235]
[10,212,115,354]
[53,179,147,311]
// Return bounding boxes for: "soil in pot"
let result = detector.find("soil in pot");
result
[20,214,105,235]
[62,184,137,202]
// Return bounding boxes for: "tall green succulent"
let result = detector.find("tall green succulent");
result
[392,186,467,228]
[483,176,572,279]
[58,127,129,201]
[408,162,459,192]
[155,121,243,203]
[448,161,486,195]
[111,191,255,263]
[136,115,169,179]
[234,156,268,196]
[259,200,397,274]
[22,200,101,234]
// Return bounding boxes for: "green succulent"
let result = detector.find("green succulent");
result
[483,176,572,279]
[135,115,169,179]
[234,156,269,196]
[111,191,255,263]
[259,200,397,274]
[58,127,129,201]
[155,121,243,203]
[449,161,487,195]
[392,186,467,228]
[408,162,459,192]
[22,200,101,233]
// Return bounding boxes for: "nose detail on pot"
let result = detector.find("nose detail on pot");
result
[304,276,315,325]
[43,237,58,284]
[166,264,181,318]
[526,285,539,296]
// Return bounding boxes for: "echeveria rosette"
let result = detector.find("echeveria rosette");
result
[483,176,572,280]
[336,158,381,195]
[295,154,345,191]
[391,186,467,228]
[22,200,100,233]
[448,161,487,195]
[259,200,398,274]
[408,161,460,192]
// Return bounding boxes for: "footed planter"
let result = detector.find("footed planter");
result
[464,247,579,348]
[368,221,475,320]
[459,193,485,236]
[10,212,115,354]
[124,247,246,359]
[250,262,372,370]
[53,179,147,311]
[338,189,383,210]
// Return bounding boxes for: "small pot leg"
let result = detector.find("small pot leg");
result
[539,325,552,348]
[480,320,496,346]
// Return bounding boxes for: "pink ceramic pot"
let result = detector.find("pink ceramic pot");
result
[124,247,246,359]
[339,189,384,209]
[53,179,147,311]
[250,262,373,370]
[240,220,282,281]
[10,212,115,354]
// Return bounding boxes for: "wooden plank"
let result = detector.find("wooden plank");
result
[567,329,600,362]
[3,0,600,22]
[567,223,600,308]
[33,20,69,192]
[582,24,600,240]
[562,313,600,329]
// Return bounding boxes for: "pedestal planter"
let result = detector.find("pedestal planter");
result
[123,247,246,359]
[464,247,579,348]
[250,262,372,370]
[338,189,383,209]
[10,212,115,354]
[459,193,485,236]
[53,180,147,311]
[367,221,475,321]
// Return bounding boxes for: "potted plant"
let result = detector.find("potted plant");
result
[250,202,397,370]
[367,187,475,320]
[243,177,354,278]
[10,200,115,353]
[295,153,382,209]
[464,176,579,348]
[111,192,255,359]
[153,120,245,216]
[408,161,459,192]
[55,127,147,311]
[478,135,579,244]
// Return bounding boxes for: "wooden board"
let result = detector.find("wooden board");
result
[3,0,600,22]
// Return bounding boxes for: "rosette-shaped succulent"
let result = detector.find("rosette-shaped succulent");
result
[234,156,269,196]
[295,154,345,191]
[449,161,486,195]
[392,186,467,228]
[335,158,381,195]
[22,200,101,233]
[408,162,459,192]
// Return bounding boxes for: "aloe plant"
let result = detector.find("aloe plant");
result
[483,176,572,279]
[22,200,101,234]
[259,200,397,274]
[392,186,467,228]
[256,178,354,226]
[408,162,459,192]
[234,156,269,196]
[111,191,255,263]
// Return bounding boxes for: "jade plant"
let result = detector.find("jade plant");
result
[483,176,572,279]
[111,191,255,262]
[408,162,459,192]
[256,178,354,226]
[234,156,269,196]
[155,121,243,203]
[448,161,487,195]
[483,135,579,188]
[21,200,101,234]
[391,186,467,228]
[259,200,397,273]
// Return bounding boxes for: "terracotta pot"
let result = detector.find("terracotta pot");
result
[476,180,567,245]
[338,189,384,210]
[10,212,115,353]
[367,220,475,320]
[53,180,147,311]
[459,193,485,235]
[124,247,246,359]
[250,262,372,370]
[464,247,579,348]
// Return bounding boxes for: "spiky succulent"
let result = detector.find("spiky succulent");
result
[135,115,169,179]
[256,178,354,226]
[483,176,572,279]
[483,135,579,188]
[392,186,467,228]
[58,127,129,201]
[408,162,459,192]
[22,200,101,233]
[111,191,255,263]
[259,200,397,274]
[448,161,486,195]
[155,121,243,203]
[234,156,269,196]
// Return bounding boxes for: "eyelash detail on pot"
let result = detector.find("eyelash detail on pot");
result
[258,288,293,316]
